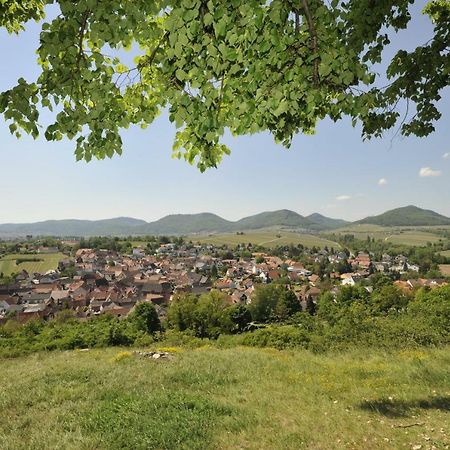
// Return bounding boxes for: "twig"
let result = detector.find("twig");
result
[77,10,91,70]
[393,422,425,428]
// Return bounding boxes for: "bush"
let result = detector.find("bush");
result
[129,302,161,334]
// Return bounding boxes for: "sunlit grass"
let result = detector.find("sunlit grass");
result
[0,252,66,276]
[1,346,449,449]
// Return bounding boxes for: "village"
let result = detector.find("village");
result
[0,239,447,324]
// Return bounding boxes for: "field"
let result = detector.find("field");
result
[440,250,450,258]
[333,224,443,246]
[1,346,449,449]
[0,253,66,276]
[194,231,340,249]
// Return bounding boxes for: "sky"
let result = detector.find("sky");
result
[0,2,449,224]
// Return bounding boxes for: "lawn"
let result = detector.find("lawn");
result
[195,231,340,249]
[0,252,66,276]
[1,346,449,449]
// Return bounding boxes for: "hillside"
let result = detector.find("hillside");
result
[140,213,234,235]
[0,210,342,237]
[358,205,450,227]
[234,209,313,231]
[0,217,147,237]
[306,213,350,230]
[1,205,448,237]
[2,346,449,450]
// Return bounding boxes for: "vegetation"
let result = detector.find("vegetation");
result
[331,224,445,247]
[1,345,450,449]
[0,252,67,277]
[1,2,448,169]
[195,230,339,249]
[2,285,449,357]
[357,205,450,227]
[0,304,161,357]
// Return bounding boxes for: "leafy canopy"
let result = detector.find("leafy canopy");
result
[1,0,449,170]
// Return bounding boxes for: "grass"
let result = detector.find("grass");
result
[1,346,450,449]
[194,231,340,249]
[0,252,66,276]
[440,250,450,258]
[333,224,443,246]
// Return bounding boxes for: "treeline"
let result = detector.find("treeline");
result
[1,284,449,357]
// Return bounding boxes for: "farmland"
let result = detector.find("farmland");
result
[194,231,340,249]
[332,224,443,246]
[0,253,66,276]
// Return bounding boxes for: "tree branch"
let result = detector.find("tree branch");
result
[301,0,319,87]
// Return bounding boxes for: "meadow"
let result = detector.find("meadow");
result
[333,224,443,246]
[1,346,449,450]
[194,231,340,249]
[0,252,66,276]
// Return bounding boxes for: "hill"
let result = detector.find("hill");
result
[234,209,313,231]
[140,213,234,235]
[306,213,350,230]
[2,346,449,449]
[0,217,147,237]
[1,205,448,237]
[357,205,450,227]
[0,210,345,237]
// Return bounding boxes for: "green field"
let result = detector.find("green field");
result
[1,346,449,449]
[195,231,340,249]
[0,253,66,276]
[334,224,443,246]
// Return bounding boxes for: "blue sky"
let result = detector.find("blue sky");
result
[0,2,449,223]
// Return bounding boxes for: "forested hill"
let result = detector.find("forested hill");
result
[0,206,448,237]
[357,205,450,227]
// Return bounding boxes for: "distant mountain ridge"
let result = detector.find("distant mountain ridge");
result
[0,206,448,237]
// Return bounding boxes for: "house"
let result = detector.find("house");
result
[17,303,50,322]
[341,273,358,286]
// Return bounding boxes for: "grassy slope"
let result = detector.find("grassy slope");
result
[195,231,340,249]
[0,253,66,276]
[1,346,450,449]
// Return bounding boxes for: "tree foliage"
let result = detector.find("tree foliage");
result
[0,0,449,170]
[130,301,161,334]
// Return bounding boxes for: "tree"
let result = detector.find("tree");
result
[275,288,301,320]
[370,284,409,314]
[250,284,300,322]
[220,304,252,333]
[1,1,448,171]
[130,302,161,334]
[167,291,229,338]
[250,284,280,322]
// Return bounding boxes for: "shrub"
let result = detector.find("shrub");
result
[129,302,161,334]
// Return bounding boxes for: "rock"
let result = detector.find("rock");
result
[152,353,161,359]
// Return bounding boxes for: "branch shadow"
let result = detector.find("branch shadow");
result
[357,396,450,418]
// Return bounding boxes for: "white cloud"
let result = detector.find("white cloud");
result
[336,195,351,201]
[419,167,441,177]
[443,152,450,159]
[378,178,388,186]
